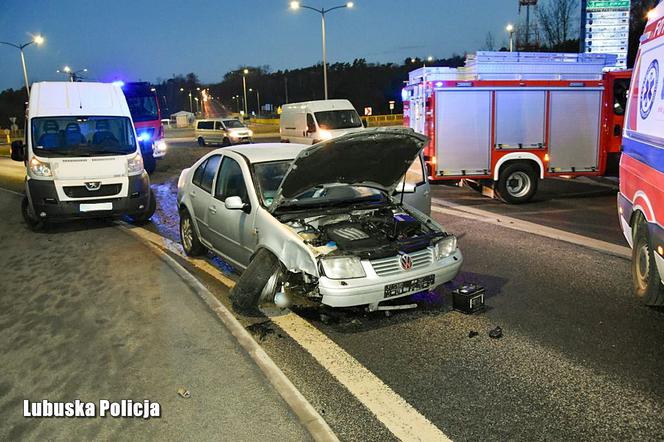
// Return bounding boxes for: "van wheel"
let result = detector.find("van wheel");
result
[197,137,206,147]
[496,162,538,204]
[280,139,290,143]
[222,137,231,147]
[180,209,206,256]
[632,214,664,306]
[21,196,46,231]
[128,189,156,225]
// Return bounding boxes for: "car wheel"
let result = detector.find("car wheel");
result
[632,214,664,306]
[21,196,46,231]
[197,137,206,147]
[231,249,282,314]
[180,209,206,256]
[127,189,156,225]
[222,137,231,147]
[496,162,538,204]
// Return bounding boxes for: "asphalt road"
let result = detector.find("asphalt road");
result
[0,190,309,441]
[2,141,663,440]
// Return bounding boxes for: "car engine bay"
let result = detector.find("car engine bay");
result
[282,206,447,260]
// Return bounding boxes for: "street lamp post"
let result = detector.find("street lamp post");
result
[290,1,354,100]
[0,34,45,98]
[57,66,87,82]
[249,88,261,117]
[242,69,249,117]
[506,24,515,52]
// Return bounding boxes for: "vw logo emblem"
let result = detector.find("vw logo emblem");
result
[640,59,659,120]
[85,181,102,191]
[399,253,413,271]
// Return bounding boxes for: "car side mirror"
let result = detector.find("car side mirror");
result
[362,119,368,128]
[395,182,417,193]
[225,196,251,213]
[10,140,25,162]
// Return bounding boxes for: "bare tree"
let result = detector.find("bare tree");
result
[538,0,578,47]
[483,32,496,51]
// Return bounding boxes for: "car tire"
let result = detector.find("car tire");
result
[127,189,156,225]
[496,162,538,204]
[21,196,46,231]
[632,214,664,306]
[222,137,231,147]
[280,139,290,143]
[180,209,206,256]
[231,249,282,315]
[197,137,206,147]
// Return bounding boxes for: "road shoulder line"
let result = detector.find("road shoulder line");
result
[120,226,338,442]
[432,197,631,259]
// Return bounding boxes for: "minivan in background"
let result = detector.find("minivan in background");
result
[10,81,156,230]
[279,99,365,144]
[618,1,664,306]
[195,118,253,146]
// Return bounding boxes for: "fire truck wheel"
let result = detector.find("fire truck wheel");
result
[496,162,538,204]
[632,215,664,306]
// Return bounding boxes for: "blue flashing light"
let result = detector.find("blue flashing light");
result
[112,80,125,88]
[137,132,152,142]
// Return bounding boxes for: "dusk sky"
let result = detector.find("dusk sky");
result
[1,0,533,90]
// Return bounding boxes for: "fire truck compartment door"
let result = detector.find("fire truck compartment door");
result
[548,90,602,172]
[435,90,491,176]
[495,90,546,149]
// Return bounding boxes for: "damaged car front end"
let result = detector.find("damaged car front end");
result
[177,128,463,311]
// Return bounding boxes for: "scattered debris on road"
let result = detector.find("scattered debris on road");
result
[489,326,503,339]
[177,387,191,399]
[468,330,479,338]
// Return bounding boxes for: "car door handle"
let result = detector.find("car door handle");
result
[209,206,217,214]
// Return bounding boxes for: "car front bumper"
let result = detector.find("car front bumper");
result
[318,249,463,308]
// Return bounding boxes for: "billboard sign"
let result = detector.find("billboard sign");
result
[584,0,631,69]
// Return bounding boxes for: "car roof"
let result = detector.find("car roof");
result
[29,82,130,119]
[220,143,308,164]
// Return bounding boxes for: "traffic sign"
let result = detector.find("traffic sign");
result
[364,107,372,116]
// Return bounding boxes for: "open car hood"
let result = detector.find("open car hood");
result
[270,128,427,211]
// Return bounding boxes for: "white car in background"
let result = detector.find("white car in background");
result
[176,128,462,311]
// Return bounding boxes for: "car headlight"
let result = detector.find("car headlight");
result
[247,129,253,137]
[433,236,457,260]
[155,139,167,152]
[127,152,144,175]
[29,156,52,177]
[319,129,333,140]
[230,131,239,139]
[320,256,366,279]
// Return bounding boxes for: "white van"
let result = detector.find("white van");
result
[280,99,365,144]
[195,118,253,146]
[10,81,156,230]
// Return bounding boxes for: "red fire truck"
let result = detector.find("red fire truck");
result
[403,52,631,203]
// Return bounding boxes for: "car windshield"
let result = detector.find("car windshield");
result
[126,95,159,122]
[223,120,245,129]
[314,110,363,130]
[31,116,137,157]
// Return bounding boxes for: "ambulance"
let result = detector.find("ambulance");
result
[403,52,631,203]
[618,2,664,306]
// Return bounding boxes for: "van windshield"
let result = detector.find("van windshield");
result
[223,120,245,129]
[31,116,138,157]
[314,110,363,130]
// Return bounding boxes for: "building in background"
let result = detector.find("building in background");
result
[581,0,631,69]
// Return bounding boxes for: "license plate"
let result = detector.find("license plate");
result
[80,202,113,212]
[384,274,435,298]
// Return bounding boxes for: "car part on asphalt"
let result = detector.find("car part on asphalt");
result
[489,326,503,339]
[452,284,486,314]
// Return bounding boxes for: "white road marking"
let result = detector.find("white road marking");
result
[432,197,631,259]
[125,224,452,441]
[268,311,452,442]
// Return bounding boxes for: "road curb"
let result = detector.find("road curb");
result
[120,225,339,442]
[432,197,631,259]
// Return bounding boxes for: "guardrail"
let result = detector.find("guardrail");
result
[250,114,404,126]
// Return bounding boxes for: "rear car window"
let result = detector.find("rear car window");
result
[195,155,221,193]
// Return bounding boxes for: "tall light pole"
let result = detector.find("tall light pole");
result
[290,1,354,100]
[57,66,87,82]
[249,88,261,117]
[0,34,45,98]
[242,68,249,116]
[506,24,515,52]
